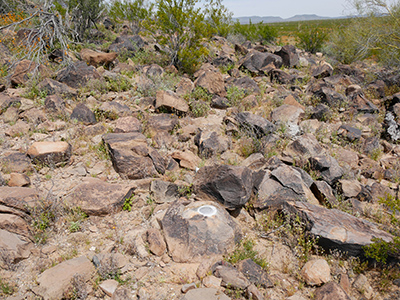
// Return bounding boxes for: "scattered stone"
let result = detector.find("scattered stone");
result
[234,112,275,138]
[80,48,117,68]
[65,177,135,216]
[314,281,351,300]
[103,132,159,179]
[237,259,273,288]
[194,70,226,96]
[7,173,30,187]
[99,279,119,297]
[150,180,178,204]
[10,59,49,87]
[0,186,40,212]
[246,284,264,300]
[202,275,222,289]
[114,116,142,133]
[38,78,77,97]
[146,228,167,256]
[108,35,144,55]
[181,283,197,293]
[0,152,33,174]
[194,164,253,210]
[275,45,299,68]
[270,69,295,84]
[171,150,201,171]
[195,131,230,158]
[214,264,250,289]
[300,259,331,286]
[112,287,134,300]
[353,274,374,299]
[309,154,343,185]
[70,103,97,125]
[176,77,194,97]
[312,62,333,79]
[161,200,241,263]
[310,181,338,207]
[98,101,131,119]
[56,61,101,88]
[155,90,189,114]
[44,94,67,116]
[27,141,72,166]
[0,229,32,264]
[240,50,283,74]
[181,288,231,300]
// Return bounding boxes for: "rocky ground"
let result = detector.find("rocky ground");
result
[1,28,400,300]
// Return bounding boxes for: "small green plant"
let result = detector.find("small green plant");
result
[227,238,268,270]
[189,100,210,118]
[0,277,15,296]
[177,184,193,198]
[69,221,81,233]
[122,194,135,212]
[226,85,246,108]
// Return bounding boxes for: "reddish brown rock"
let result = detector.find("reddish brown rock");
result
[10,59,50,87]
[7,173,30,187]
[314,281,351,300]
[27,141,72,166]
[155,90,189,114]
[80,48,117,67]
[65,178,135,216]
[146,228,166,256]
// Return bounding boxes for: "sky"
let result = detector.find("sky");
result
[223,0,351,19]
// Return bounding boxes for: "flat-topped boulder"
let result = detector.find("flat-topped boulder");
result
[283,201,393,256]
[155,90,189,114]
[103,132,162,179]
[161,200,241,263]
[80,48,117,67]
[27,141,72,166]
[35,256,95,300]
[0,229,32,264]
[65,178,135,216]
[0,186,40,212]
[0,152,33,174]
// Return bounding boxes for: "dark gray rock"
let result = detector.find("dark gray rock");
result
[103,133,159,179]
[310,104,331,121]
[108,35,144,55]
[38,78,77,98]
[239,50,282,75]
[362,136,382,157]
[56,61,101,89]
[312,63,333,79]
[150,180,178,204]
[71,103,97,125]
[309,154,343,185]
[314,281,351,300]
[147,114,179,133]
[234,112,275,138]
[227,77,261,95]
[270,69,294,84]
[181,288,231,300]
[0,94,21,114]
[311,181,338,207]
[284,134,324,159]
[307,80,346,108]
[283,201,393,256]
[194,165,253,210]
[337,124,362,142]
[195,131,230,159]
[44,95,67,115]
[274,45,299,68]
[211,96,229,109]
[237,259,273,288]
[0,152,33,174]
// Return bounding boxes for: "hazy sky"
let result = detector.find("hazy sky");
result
[223,0,351,18]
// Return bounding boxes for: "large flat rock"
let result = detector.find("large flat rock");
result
[0,187,40,212]
[283,201,393,256]
[35,256,95,300]
[65,178,135,216]
[0,229,32,264]
[161,200,241,263]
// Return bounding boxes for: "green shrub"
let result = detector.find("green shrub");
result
[232,20,277,44]
[296,24,328,53]
[227,238,268,270]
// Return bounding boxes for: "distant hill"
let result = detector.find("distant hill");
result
[235,14,333,24]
